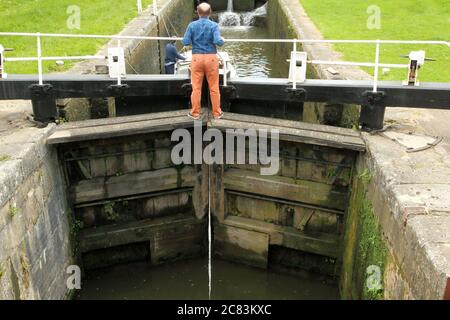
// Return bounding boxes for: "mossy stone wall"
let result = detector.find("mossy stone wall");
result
[340,162,389,300]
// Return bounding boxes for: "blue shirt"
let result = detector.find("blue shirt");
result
[165,43,186,65]
[182,17,225,54]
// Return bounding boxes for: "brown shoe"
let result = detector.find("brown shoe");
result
[214,112,224,120]
[188,112,201,120]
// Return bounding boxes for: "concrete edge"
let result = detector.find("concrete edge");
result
[362,133,450,299]
[0,124,57,209]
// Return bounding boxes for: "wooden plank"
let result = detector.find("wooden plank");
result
[47,114,205,145]
[214,223,269,269]
[226,191,341,233]
[227,192,279,224]
[210,118,365,152]
[220,112,361,137]
[223,168,348,211]
[71,166,195,204]
[293,209,315,231]
[59,109,191,130]
[223,216,340,258]
[211,164,226,222]
[150,222,205,265]
[192,164,209,220]
[79,214,204,253]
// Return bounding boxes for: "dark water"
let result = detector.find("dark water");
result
[220,26,288,78]
[76,259,339,300]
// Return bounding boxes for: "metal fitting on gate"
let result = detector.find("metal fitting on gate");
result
[108,47,126,79]
[402,50,435,86]
[0,44,4,79]
[0,44,13,79]
[288,51,307,84]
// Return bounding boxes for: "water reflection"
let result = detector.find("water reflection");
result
[76,259,339,300]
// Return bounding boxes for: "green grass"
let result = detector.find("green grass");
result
[300,0,450,82]
[8,205,20,218]
[0,154,11,161]
[0,0,152,74]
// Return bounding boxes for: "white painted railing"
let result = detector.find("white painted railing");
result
[0,31,449,91]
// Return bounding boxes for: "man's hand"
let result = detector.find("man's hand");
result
[221,37,225,42]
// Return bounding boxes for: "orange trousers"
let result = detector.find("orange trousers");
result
[190,54,222,118]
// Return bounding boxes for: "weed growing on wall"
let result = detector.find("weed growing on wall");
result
[354,169,388,300]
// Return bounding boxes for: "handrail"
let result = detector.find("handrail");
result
[0,31,449,90]
[0,32,448,45]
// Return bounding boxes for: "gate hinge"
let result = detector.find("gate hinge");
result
[362,91,386,106]
[108,84,130,96]
[181,83,192,97]
[220,85,237,100]
[285,87,307,102]
[29,84,54,96]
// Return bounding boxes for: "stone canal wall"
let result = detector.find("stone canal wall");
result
[266,0,296,73]
[0,101,72,299]
[341,132,450,300]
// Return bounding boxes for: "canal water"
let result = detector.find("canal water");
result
[77,259,339,300]
[220,26,288,78]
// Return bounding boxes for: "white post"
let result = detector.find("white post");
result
[117,40,122,86]
[292,40,297,89]
[373,40,380,92]
[223,59,227,87]
[137,0,143,14]
[153,0,158,16]
[37,32,43,85]
[0,44,5,79]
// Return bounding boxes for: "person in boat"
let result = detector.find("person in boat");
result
[164,37,186,74]
[182,2,225,120]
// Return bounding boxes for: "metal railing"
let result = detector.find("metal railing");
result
[0,31,449,92]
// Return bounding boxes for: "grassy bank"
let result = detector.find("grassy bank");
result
[0,0,152,74]
[300,0,450,82]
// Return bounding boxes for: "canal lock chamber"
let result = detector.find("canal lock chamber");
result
[54,0,375,299]
[56,112,364,299]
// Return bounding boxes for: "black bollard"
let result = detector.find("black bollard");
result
[29,84,58,123]
[359,91,387,131]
